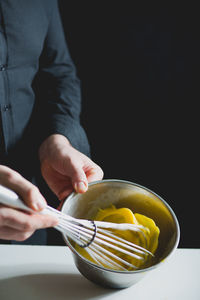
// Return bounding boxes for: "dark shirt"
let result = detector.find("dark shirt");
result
[0,0,90,179]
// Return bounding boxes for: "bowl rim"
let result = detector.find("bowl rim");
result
[61,179,180,274]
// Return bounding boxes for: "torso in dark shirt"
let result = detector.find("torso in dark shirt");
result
[0,0,89,178]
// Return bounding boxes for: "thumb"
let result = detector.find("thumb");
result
[70,164,88,193]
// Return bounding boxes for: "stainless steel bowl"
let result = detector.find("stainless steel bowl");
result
[61,179,180,289]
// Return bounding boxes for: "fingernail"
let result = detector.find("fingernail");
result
[75,181,87,193]
[32,199,46,211]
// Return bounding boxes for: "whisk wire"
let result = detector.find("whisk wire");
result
[86,246,128,271]
[43,205,154,271]
[56,218,96,247]
[97,228,153,257]
[88,240,140,269]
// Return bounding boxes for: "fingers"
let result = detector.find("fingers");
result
[0,165,46,211]
[74,182,87,193]
[0,205,58,241]
[64,157,104,194]
[0,165,59,242]
[1,206,58,231]
[63,160,88,194]
[72,164,104,193]
[64,154,103,194]
[0,226,34,241]
[86,164,104,183]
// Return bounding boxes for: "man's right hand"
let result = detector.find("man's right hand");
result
[0,165,58,241]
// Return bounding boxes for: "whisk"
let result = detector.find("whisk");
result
[0,184,153,271]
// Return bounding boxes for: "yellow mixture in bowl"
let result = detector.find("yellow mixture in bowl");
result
[74,205,160,271]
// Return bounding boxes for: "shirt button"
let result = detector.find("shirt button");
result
[3,104,11,111]
[0,64,7,71]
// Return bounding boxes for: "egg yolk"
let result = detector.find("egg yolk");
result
[74,205,160,271]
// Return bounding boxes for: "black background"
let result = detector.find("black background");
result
[58,1,199,248]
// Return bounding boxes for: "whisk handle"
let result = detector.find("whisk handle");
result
[0,184,76,222]
[0,184,32,212]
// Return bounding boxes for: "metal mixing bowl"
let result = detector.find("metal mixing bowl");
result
[61,179,180,289]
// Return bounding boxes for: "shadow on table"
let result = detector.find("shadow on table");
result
[0,272,118,300]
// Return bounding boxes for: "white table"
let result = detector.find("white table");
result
[0,245,199,300]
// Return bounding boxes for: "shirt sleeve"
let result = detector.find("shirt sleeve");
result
[34,0,90,156]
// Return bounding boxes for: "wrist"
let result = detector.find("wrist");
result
[38,134,71,163]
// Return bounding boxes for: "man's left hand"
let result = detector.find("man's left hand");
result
[39,134,104,201]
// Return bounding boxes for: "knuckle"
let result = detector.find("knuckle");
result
[25,186,39,201]
[91,164,104,179]
[5,215,15,226]
[4,170,19,183]
[21,221,32,232]
[0,208,12,224]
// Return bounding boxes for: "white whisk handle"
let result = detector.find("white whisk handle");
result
[0,184,32,212]
[0,184,64,220]
[0,184,96,247]
[0,184,76,224]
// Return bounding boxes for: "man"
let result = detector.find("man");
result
[0,0,103,244]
